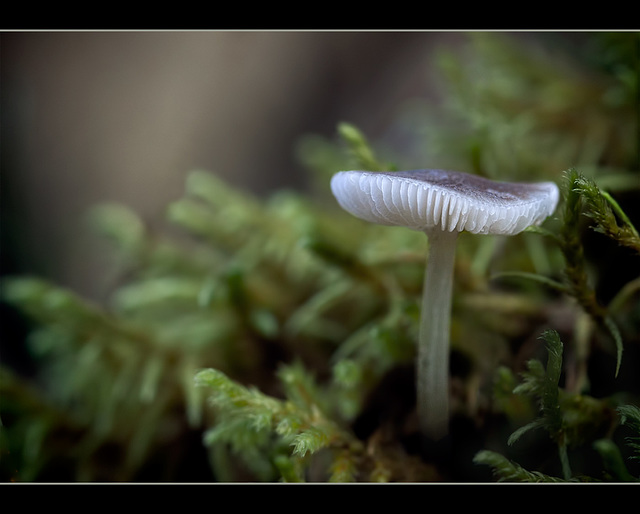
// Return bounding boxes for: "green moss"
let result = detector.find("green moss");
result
[2,32,638,482]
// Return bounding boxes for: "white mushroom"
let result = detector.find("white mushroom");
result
[330,169,559,441]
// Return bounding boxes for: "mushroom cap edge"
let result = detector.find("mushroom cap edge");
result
[330,169,560,235]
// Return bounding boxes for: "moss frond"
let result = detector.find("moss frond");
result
[618,404,640,462]
[474,450,568,482]
[195,365,362,481]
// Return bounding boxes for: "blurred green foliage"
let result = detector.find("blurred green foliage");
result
[1,32,638,482]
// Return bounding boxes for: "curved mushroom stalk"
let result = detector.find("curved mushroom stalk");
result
[418,228,458,440]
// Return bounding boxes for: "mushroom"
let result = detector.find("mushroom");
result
[330,169,559,441]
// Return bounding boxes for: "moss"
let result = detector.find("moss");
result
[2,32,639,482]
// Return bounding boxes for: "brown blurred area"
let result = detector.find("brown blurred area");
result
[1,31,457,300]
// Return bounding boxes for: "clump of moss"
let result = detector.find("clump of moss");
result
[2,32,638,482]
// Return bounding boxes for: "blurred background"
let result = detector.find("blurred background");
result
[2,31,607,378]
[4,32,600,298]
[2,31,460,300]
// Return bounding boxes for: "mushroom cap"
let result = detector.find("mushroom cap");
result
[330,169,560,235]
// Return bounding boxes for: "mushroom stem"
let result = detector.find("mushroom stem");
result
[417,228,458,441]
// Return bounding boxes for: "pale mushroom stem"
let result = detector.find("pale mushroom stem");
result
[417,227,458,441]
